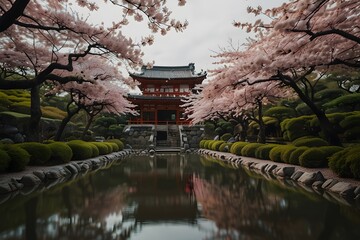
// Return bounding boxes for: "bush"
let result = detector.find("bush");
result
[347,153,360,179]
[107,139,124,150]
[339,114,360,130]
[264,106,297,120]
[107,142,119,152]
[5,145,30,172]
[199,140,207,148]
[241,143,264,157]
[41,106,67,119]
[17,142,52,165]
[281,145,297,163]
[282,116,313,141]
[329,146,360,178]
[47,142,73,164]
[210,140,225,151]
[288,147,309,165]
[103,142,114,152]
[343,126,360,141]
[255,144,279,160]
[269,145,289,162]
[299,148,328,168]
[220,133,232,142]
[67,141,93,160]
[0,149,11,172]
[219,142,233,152]
[203,140,213,149]
[229,142,248,156]
[87,143,100,157]
[91,142,110,155]
[292,137,329,147]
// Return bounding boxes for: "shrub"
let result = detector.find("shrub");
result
[230,142,248,156]
[264,106,297,120]
[47,142,73,164]
[0,149,11,172]
[210,140,225,151]
[199,140,207,148]
[219,142,233,152]
[339,114,360,130]
[107,142,119,152]
[103,142,114,152]
[299,148,328,168]
[281,145,297,163]
[324,93,360,110]
[347,153,360,179]
[17,142,52,165]
[255,144,279,160]
[220,133,232,142]
[343,126,360,141]
[204,140,213,149]
[87,143,100,157]
[283,116,313,141]
[67,141,93,160]
[269,145,289,162]
[41,106,67,119]
[5,145,30,172]
[288,147,309,165]
[292,137,329,147]
[241,143,264,158]
[91,142,110,155]
[107,139,124,150]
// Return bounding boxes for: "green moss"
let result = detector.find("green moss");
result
[16,142,52,165]
[229,142,248,156]
[241,143,264,158]
[47,142,73,164]
[0,149,11,172]
[288,147,309,165]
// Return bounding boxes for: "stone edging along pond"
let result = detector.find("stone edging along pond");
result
[0,150,133,203]
[198,149,360,207]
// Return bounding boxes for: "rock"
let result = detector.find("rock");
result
[0,183,12,194]
[298,171,325,186]
[65,164,78,174]
[253,163,268,172]
[290,171,304,181]
[81,163,90,172]
[265,164,277,173]
[312,180,324,190]
[19,174,42,186]
[71,163,82,172]
[10,178,24,190]
[33,171,46,181]
[354,186,360,196]
[20,185,38,195]
[276,166,295,177]
[329,182,356,198]
[46,170,63,179]
[321,179,339,190]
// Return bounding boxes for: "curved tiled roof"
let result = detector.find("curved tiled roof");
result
[130,63,207,79]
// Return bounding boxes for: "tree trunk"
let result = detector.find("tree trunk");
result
[81,115,94,140]
[288,80,342,146]
[54,108,79,141]
[257,100,266,144]
[28,85,41,141]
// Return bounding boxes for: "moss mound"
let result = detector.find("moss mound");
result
[0,149,11,172]
[106,139,124,150]
[47,142,73,164]
[5,145,30,172]
[66,140,93,160]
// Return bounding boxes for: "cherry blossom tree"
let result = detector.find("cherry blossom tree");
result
[0,0,187,140]
[194,0,360,146]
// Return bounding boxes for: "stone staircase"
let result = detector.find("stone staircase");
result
[155,125,180,148]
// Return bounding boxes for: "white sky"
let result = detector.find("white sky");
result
[86,0,287,75]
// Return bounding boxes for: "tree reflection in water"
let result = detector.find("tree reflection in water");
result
[0,154,360,240]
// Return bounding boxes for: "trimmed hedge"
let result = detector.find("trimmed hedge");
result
[106,139,124,150]
[229,142,248,156]
[241,143,264,158]
[299,148,328,168]
[219,142,233,152]
[107,142,119,152]
[288,147,309,165]
[5,145,30,172]
[17,142,52,165]
[66,140,93,160]
[269,145,289,163]
[220,133,232,142]
[281,145,297,163]
[199,140,207,149]
[91,142,110,155]
[255,144,279,160]
[329,146,360,178]
[47,142,73,164]
[292,137,329,147]
[88,143,100,157]
[210,140,225,151]
[0,149,11,172]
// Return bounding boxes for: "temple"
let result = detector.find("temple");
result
[127,63,206,125]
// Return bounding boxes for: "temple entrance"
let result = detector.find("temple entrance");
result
[157,110,176,124]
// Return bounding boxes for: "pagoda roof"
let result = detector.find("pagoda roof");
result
[130,63,206,80]
[127,94,182,100]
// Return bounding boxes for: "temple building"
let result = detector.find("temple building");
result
[128,63,206,125]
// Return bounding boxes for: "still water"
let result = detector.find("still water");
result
[0,153,360,240]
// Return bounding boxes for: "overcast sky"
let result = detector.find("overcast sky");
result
[90,0,287,74]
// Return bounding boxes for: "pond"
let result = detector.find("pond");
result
[0,153,359,240]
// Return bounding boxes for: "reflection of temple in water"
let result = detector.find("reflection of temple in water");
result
[122,154,200,224]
